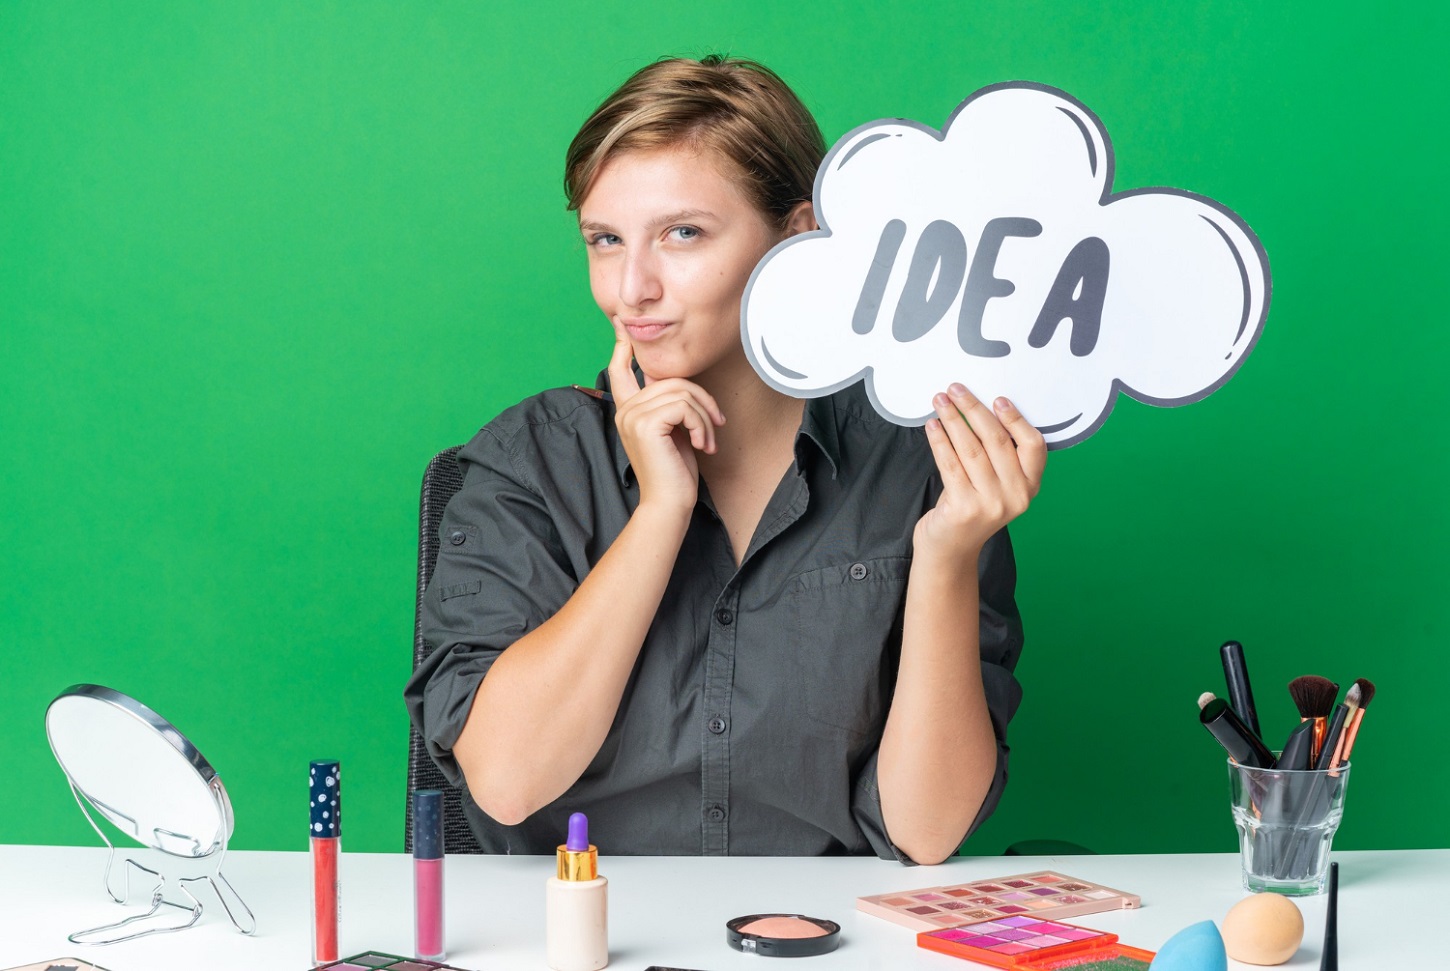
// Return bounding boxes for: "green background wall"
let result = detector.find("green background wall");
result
[3,0,1445,856]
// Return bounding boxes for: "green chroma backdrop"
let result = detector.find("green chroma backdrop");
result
[3,0,1445,856]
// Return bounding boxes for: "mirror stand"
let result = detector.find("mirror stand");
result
[66,781,256,945]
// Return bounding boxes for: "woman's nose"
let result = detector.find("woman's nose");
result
[619,249,663,309]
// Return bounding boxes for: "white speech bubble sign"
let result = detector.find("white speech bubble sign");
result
[741,82,1271,449]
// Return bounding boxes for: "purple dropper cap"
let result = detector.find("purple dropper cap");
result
[566,812,590,851]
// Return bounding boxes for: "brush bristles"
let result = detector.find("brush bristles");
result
[1288,675,1339,719]
[1197,691,1216,710]
[1353,677,1376,710]
[1344,682,1362,709]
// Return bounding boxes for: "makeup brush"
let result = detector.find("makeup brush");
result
[1337,678,1376,764]
[1200,695,1276,768]
[1319,861,1338,971]
[1314,696,1352,772]
[1275,720,1316,771]
[1220,640,1263,739]
[1288,676,1339,764]
[1328,681,1368,769]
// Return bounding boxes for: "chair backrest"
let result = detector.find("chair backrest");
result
[405,446,485,853]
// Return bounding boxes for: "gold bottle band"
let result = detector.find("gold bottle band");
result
[557,844,598,881]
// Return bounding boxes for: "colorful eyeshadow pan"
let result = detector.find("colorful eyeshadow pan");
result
[313,953,476,971]
[918,917,1156,969]
[856,871,1141,933]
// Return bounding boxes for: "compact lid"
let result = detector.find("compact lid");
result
[727,913,842,958]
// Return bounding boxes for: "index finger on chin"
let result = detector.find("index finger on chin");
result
[608,316,640,404]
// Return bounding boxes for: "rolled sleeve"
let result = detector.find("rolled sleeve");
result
[963,526,1025,843]
[850,747,911,863]
[849,526,1024,865]
[402,426,579,789]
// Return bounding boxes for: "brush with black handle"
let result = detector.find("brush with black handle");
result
[1280,685,1357,880]
[1220,640,1263,740]
[1261,720,1316,878]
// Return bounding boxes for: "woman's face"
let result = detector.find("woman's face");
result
[578,145,784,385]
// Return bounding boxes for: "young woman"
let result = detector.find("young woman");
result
[404,56,1046,865]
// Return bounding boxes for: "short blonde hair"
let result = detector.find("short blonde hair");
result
[564,55,826,230]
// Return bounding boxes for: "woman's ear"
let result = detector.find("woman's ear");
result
[782,200,818,237]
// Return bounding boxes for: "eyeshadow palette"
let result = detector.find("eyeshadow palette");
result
[918,916,1156,969]
[313,953,476,971]
[856,871,1140,932]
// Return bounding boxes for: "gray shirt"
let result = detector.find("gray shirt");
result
[403,378,1024,861]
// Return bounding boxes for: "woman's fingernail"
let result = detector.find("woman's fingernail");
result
[949,382,967,396]
[994,397,1013,412]
[933,392,949,410]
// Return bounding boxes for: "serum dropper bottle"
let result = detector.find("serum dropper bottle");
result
[546,812,608,971]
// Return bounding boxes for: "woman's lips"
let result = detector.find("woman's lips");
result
[621,317,675,341]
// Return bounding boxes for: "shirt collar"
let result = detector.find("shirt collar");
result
[597,369,635,490]
[795,393,842,479]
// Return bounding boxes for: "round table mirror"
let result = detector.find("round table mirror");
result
[47,684,231,857]
[44,683,254,944]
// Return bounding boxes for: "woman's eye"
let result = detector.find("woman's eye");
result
[669,225,701,241]
[589,233,621,248]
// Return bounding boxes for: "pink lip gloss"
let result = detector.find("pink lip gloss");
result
[413,789,445,961]
[310,759,341,966]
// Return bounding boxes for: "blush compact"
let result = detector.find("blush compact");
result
[726,913,842,958]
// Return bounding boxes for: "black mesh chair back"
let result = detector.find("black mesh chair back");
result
[405,446,485,853]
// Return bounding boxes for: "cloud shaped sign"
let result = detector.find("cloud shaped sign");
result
[742,82,1270,448]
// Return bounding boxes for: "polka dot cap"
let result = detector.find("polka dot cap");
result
[309,759,340,838]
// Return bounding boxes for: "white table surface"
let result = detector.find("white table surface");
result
[0,845,1441,970]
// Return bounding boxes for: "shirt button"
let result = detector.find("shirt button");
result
[708,716,727,734]
[706,805,727,822]
[715,608,734,626]
[448,530,466,546]
[849,562,869,580]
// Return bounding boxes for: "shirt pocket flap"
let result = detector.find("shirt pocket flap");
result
[439,579,483,601]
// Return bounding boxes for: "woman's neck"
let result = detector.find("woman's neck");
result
[692,359,805,479]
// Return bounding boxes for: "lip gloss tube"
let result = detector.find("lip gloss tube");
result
[413,789,445,960]
[310,759,341,965]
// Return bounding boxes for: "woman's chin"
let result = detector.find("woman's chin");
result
[633,355,693,385]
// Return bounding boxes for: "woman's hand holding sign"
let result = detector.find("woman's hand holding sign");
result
[916,383,1047,568]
